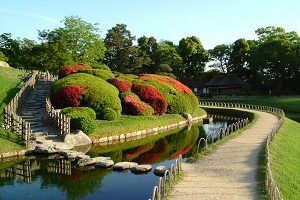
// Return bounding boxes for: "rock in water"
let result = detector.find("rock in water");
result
[113,162,138,171]
[95,159,115,168]
[131,164,152,174]
[153,166,169,176]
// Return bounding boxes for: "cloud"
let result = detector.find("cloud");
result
[0,8,60,24]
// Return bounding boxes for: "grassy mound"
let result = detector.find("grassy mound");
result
[52,73,121,120]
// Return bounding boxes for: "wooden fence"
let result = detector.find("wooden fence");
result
[45,98,70,135]
[149,155,182,200]
[200,101,284,200]
[3,71,38,144]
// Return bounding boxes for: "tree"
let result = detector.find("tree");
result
[255,26,300,44]
[207,44,231,73]
[38,16,106,71]
[104,24,136,72]
[0,51,7,61]
[228,38,250,78]
[178,36,208,79]
[137,36,158,73]
[153,43,183,78]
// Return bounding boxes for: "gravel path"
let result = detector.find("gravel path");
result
[170,109,278,200]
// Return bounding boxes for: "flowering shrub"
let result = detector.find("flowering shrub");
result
[52,85,86,108]
[141,74,192,94]
[132,83,167,115]
[59,64,93,78]
[122,94,154,116]
[109,78,132,92]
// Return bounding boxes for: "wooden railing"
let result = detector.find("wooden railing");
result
[3,71,38,144]
[36,71,58,81]
[45,98,70,135]
[149,155,182,200]
[200,101,284,200]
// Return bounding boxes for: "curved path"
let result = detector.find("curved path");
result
[170,108,278,200]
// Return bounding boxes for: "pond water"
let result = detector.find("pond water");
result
[0,117,238,200]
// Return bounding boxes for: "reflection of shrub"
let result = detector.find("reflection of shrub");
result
[132,83,167,115]
[61,107,97,134]
[52,73,121,120]
[121,93,154,116]
[82,69,114,81]
[137,138,168,164]
[59,64,92,78]
[124,143,154,161]
[52,85,86,108]
[109,78,132,92]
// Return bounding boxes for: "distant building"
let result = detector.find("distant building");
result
[182,79,206,94]
[205,74,247,95]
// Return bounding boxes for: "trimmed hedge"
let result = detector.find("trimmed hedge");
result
[108,78,132,92]
[132,83,168,115]
[121,92,154,116]
[61,107,97,134]
[82,69,114,81]
[59,64,93,78]
[52,85,86,108]
[92,63,111,70]
[52,73,121,120]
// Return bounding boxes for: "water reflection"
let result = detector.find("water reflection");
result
[0,115,238,200]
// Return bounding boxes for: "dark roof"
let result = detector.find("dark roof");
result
[206,74,246,87]
[182,79,206,88]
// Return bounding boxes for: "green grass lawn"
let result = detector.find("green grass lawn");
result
[0,67,25,153]
[269,118,300,200]
[90,108,206,139]
[207,97,300,122]
[0,67,23,122]
[91,114,187,140]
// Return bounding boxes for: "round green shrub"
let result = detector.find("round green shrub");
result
[92,63,111,70]
[82,69,115,81]
[100,107,119,121]
[61,107,97,134]
[52,73,122,120]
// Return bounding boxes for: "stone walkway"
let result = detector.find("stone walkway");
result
[169,109,278,200]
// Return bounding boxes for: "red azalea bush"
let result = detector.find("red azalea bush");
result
[122,94,154,116]
[59,64,93,78]
[132,83,167,115]
[141,74,192,94]
[108,78,132,92]
[52,85,86,108]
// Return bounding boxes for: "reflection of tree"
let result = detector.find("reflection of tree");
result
[123,143,154,161]
[37,162,111,200]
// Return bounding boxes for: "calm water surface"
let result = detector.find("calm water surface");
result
[0,118,235,200]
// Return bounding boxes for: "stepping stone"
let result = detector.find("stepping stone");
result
[95,159,115,168]
[113,162,138,171]
[131,164,152,174]
[77,156,111,167]
[153,166,169,176]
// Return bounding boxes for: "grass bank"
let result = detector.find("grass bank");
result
[91,114,187,139]
[269,118,300,199]
[0,67,25,153]
[206,97,300,122]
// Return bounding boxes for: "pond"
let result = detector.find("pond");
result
[0,116,239,200]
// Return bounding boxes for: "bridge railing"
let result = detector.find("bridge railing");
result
[3,71,38,144]
[149,155,182,200]
[45,98,70,135]
[200,101,284,200]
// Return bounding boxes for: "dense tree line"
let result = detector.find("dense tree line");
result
[0,16,299,94]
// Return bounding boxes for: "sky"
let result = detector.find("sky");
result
[0,0,299,49]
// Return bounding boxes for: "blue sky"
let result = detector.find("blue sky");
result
[0,0,299,49]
